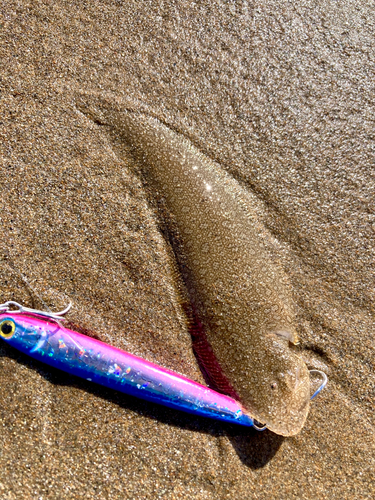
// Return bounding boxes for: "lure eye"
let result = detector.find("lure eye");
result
[0,319,16,339]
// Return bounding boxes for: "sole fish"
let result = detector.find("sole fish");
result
[77,95,311,436]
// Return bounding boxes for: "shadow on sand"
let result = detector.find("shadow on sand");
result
[0,341,283,469]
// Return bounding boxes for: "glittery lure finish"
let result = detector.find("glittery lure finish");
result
[0,312,255,427]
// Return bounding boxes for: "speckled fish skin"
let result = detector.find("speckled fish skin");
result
[87,102,311,436]
[0,312,256,426]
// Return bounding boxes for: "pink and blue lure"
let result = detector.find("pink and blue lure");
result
[0,302,264,428]
[0,302,327,429]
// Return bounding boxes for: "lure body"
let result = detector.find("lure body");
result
[0,311,256,427]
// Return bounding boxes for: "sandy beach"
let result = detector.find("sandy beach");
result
[0,1,374,498]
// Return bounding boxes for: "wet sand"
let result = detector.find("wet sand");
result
[0,1,374,499]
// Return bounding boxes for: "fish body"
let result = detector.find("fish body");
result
[82,100,311,435]
[0,312,255,426]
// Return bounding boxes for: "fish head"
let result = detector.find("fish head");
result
[242,333,311,436]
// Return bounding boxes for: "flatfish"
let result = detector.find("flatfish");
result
[78,96,311,436]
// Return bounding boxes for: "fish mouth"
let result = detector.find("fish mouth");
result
[268,368,329,435]
[254,364,311,436]
[264,396,310,436]
[242,383,311,436]
[269,386,311,435]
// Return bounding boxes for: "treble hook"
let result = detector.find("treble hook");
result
[0,300,72,321]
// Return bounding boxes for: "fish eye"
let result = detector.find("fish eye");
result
[0,319,16,339]
[271,382,277,390]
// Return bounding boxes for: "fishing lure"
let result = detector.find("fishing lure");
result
[0,301,260,428]
[0,301,326,430]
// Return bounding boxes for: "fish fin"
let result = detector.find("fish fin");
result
[153,203,241,400]
[190,314,240,401]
